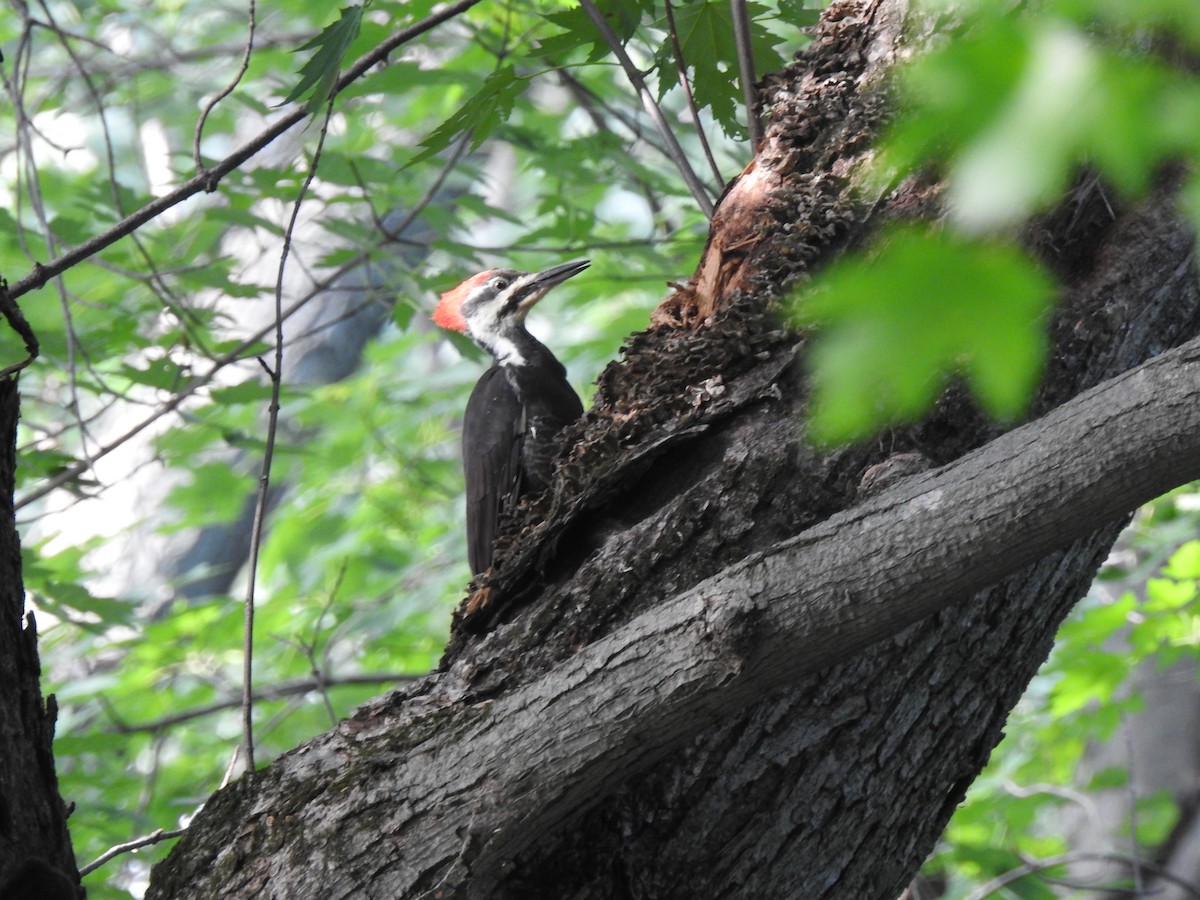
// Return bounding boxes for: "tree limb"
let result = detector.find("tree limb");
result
[147,330,1200,899]
[578,0,717,217]
[3,0,483,303]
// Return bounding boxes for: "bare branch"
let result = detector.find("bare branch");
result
[577,0,716,217]
[0,279,39,378]
[33,0,216,355]
[240,91,336,773]
[730,0,763,149]
[3,0,485,304]
[12,242,390,511]
[194,0,257,172]
[664,0,724,185]
[104,673,421,734]
[964,851,1200,900]
[371,130,472,245]
[80,828,187,877]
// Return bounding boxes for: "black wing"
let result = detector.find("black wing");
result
[462,366,525,575]
[509,344,583,490]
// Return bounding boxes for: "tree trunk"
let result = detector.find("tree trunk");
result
[0,375,81,899]
[138,0,1200,897]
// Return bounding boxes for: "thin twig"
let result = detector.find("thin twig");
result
[33,0,128,466]
[79,827,187,876]
[663,0,723,185]
[551,66,680,226]
[730,0,763,150]
[106,673,419,734]
[12,241,389,511]
[577,0,715,217]
[241,95,337,773]
[135,736,165,819]
[0,17,46,379]
[309,562,349,725]
[194,0,256,171]
[15,31,307,81]
[268,564,348,727]
[554,66,661,156]
[4,0,485,303]
[220,745,241,790]
[35,0,215,357]
[1003,779,1102,832]
[6,16,44,267]
[370,129,472,244]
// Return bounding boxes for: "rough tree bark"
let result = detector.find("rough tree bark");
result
[0,374,81,898]
[2,0,1191,898]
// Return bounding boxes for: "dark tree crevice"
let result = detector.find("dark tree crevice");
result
[0,376,81,899]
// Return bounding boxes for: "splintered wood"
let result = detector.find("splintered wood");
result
[654,157,780,326]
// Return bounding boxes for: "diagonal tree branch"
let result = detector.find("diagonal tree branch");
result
[664,0,725,184]
[146,327,1200,899]
[3,0,484,304]
[578,0,717,217]
[730,0,763,149]
[139,1,1200,894]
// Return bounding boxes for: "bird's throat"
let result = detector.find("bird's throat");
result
[476,328,535,367]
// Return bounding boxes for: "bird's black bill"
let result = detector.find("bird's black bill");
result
[516,259,590,314]
[530,258,590,289]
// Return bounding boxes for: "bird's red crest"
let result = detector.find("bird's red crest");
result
[434,270,494,333]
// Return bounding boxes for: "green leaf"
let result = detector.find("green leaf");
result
[1163,541,1200,580]
[1144,576,1196,611]
[947,26,1097,229]
[884,10,1200,231]
[404,65,525,168]
[210,380,273,405]
[794,226,1054,445]
[282,6,364,109]
[116,357,188,391]
[49,214,94,246]
[1048,647,1131,717]
[540,0,652,62]
[1134,791,1180,846]
[23,542,130,624]
[653,0,789,137]
[166,462,256,526]
[775,0,823,27]
[881,16,1030,175]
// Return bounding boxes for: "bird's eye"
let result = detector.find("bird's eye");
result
[492,278,509,290]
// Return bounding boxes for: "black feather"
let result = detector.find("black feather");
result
[462,342,581,574]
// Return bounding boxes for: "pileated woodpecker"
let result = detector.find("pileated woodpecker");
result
[434,259,588,574]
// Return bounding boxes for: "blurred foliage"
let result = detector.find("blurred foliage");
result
[796,0,1200,444]
[796,226,1054,445]
[864,3,1200,893]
